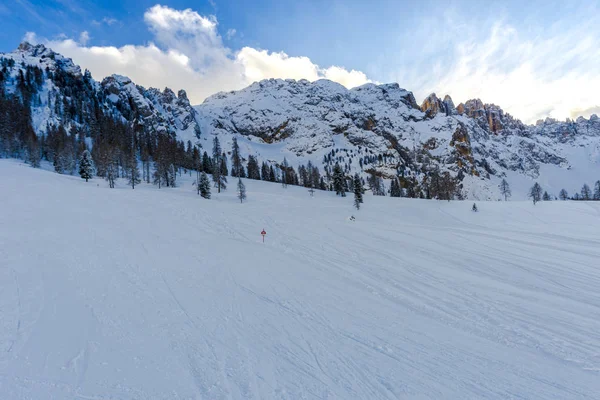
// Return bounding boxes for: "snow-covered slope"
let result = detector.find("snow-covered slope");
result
[1,159,600,399]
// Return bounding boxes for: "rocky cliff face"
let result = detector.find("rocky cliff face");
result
[420,93,457,117]
[456,99,528,135]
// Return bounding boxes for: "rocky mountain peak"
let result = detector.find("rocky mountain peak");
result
[421,93,457,117]
[177,89,189,102]
[17,41,47,55]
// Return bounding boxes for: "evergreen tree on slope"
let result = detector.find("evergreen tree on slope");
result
[237,177,247,203]
[78,149,94,182]
[353,173,364,210]
[199,172,211,199]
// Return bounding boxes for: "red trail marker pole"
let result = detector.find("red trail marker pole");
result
[261,229,266,243]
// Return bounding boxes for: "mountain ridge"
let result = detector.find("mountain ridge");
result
[2,42,599,200]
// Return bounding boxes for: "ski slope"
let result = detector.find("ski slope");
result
[1,159,600,399]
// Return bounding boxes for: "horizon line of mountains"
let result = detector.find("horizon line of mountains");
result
[1,41,599,200]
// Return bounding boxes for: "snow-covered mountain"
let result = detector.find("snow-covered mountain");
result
[2,42,599,199]
[0,42,200,139]
[195,80,600,200]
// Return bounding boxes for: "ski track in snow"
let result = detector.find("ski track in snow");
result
[1,159,600,399]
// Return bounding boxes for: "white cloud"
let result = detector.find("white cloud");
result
[396,19,600,123]
[92,17,118,26]
[226,28,236,40]
[237,47,370,89]
[30,4,370,106]
[78,31,89,46]
[23,31,37,44]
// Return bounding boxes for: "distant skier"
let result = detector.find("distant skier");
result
[472,203,478,212]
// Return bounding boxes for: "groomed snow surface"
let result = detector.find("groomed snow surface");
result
[1,159,600,399]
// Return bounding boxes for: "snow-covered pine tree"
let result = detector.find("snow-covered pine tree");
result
[353,173,364,210]
[78,149,94,182]
[542,191,551,201]
[559,189,569,200]
[499,178,511,201]
[237,177,246,203]
[332,163,345,196]
[581,183,592,200]
[529,182,543,205]
[594,181,600,200]
[199,171,211,199]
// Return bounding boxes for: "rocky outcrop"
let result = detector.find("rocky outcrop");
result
[457,99,527,135]
[443,95,457,115]
[420,93,457,117]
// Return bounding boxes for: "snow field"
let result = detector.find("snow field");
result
[1,159,600,399]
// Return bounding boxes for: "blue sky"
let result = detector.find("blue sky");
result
[2,0,599,122]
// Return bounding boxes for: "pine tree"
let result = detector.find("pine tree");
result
[332,163,345,196]
[353,173,364,210]
[128,157,141,189]
[390,178,402,197]
[247,155,261,180]
[269,165,276,182]
[281,158,289,188]
[529,182,543,205]
[542,191,551,201]
[221,152,229,176]
[212,137,224,193]
[231,137,243,178]
[367,171,385,196]
[237,177,246,203]
[218,157,228,190]
[499,178,511,201]
[594,181,600,200]
[581,183,592,200]
[259,161,270,181]
[106,160,118,189]
[201,151,212,173]
[78,149,94,182]
[559,189,569,201]
[199,171,211,199]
